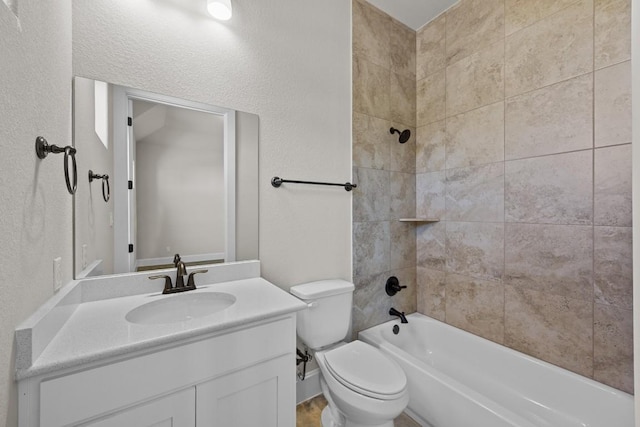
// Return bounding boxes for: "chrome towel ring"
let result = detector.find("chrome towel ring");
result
[88,170,110,202]
[35,136,77,195]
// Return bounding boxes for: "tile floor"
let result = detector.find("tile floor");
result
[296,395,420,427]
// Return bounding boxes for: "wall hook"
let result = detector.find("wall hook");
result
[35,136,77,195]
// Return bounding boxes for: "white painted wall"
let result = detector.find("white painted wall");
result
[632,0,639,423]
[0,0,72,425]
[0,1,350,422]
[235,111,260,262]
[73,0,353,288]
[74,77,115,276]
[136,123,225,260]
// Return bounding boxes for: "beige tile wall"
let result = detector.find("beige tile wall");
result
[353,0,632,394]
[352,0,417,337]
[415,0,632,393]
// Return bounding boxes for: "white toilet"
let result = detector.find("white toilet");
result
[290,279,409,427]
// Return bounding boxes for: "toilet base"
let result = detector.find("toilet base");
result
[321,405,342,427]
[321,405,394,427]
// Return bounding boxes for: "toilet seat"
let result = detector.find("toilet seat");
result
[323,341,407,400]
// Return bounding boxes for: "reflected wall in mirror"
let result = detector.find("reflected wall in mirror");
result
[132,100,226,269]
[73,77,259,278]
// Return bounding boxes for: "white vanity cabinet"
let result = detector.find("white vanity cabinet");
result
[82,389,196,427]
[196,354,292,426]
[19,315,297,427]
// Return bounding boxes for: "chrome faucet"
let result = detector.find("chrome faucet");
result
[149,254,208,294]
[389,307,408,324]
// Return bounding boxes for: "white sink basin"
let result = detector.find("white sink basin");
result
[125,292,236,325]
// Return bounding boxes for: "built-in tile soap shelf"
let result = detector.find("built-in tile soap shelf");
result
[398,218,440,223]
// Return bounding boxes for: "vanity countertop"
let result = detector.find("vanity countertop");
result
[15,263,307,380]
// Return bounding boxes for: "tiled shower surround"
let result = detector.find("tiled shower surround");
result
[352,0,418,336]
[352,0,633,393]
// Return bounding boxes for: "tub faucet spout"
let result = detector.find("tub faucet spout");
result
[389,307,408,323]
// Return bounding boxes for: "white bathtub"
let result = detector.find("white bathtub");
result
[359,313,633,427]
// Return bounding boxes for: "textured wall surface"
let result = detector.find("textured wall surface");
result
[72,0,353,287]
[351,0,417,335]
[74,77,115,275]
[135,114,224,260]
[414,0,633,393]
[0,0,73,425]
[633,0,640,415]
[0,0,352,422]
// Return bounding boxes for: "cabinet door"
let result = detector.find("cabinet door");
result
[81,388,195,427]
[196,355,295,427]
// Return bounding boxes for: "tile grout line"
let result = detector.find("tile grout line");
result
[442,9,448,325]
[503,0,507,345]
[356,142,632,176]
[416,56,628,126]
[505,0,583,38]
[385,5,393,295]
[356,218,608,227]
[446,1,579,71]
[413,6,629,124]
[413,23,419,312]
[590,0,596,380]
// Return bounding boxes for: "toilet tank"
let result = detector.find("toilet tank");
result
[290,279,354,350]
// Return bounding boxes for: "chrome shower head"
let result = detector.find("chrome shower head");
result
[390,127,411,143]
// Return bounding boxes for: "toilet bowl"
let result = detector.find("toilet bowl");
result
[315,341,409,427]
[289,280,409,427]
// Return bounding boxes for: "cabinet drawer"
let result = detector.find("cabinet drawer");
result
[40,317,295,426]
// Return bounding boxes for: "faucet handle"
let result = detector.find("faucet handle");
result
[149,274,173,294]
[385,276,407,296]
[187,269,208,289]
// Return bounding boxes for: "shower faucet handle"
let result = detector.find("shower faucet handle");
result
[385,276,406,296]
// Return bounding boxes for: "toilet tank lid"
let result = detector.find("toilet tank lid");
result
[290,279,354,300]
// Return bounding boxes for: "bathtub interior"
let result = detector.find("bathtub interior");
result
[360,313,633,427]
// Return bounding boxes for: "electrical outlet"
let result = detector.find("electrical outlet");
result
[53,257,62,292]
[82,244,88,269]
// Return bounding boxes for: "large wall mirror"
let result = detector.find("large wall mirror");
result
[73,76,259,278]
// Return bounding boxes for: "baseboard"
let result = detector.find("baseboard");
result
[404,407,431,427]
[296,368,321,404]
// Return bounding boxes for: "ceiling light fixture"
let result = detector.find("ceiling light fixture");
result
[207,0,232,20]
